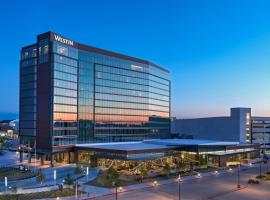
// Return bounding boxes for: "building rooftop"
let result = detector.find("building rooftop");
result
[76,141,171,154]
[75,139,240,154]
[145,139,239,146]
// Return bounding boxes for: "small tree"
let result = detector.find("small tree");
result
[11,186,17,194]
[139,166,149,183]
[163,163,171,177]
[107,167,119,183]
[58,183,63,192]
[36,169,45,185]
[64,174,74,185]
[0,137,6,153]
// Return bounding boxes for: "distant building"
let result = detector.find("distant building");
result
[172,107,270,151]
[9,119,19,131]
[172,108,251,144]
[251,117,270,150]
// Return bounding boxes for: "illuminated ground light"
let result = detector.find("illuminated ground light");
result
[153,180,158,187]
[119,187,123,192]
[214,170,219,175]
[177,175,182,182]
[197,173,202,178]
[229,168,233,171]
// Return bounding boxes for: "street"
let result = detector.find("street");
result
[94,165,270,200]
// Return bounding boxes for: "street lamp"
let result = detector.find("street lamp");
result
[119,187,123,192]
[112,182,118,200]
[153,180,158,187]
[177,175,182,200]
[237,164,241,189]
[75,180,78,199]
[260,161,262,177]
[4,177,7,192]
[86,166,89,181]
[53,169,57,186]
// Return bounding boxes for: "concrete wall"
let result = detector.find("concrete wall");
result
[172,108,251,143]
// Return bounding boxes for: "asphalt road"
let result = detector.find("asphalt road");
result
[94,164,270,200]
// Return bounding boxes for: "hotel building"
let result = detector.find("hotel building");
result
[19,32,171,156]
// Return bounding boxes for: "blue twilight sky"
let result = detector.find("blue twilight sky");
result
[0,0,270,119]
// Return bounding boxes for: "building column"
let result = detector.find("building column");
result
[74,151,78,163]
[50,154,55,167]
[40,155,45,166]
[28,151,32,163]
[68,152,71,163]
[19,151,23,163]
[90,155,97,167]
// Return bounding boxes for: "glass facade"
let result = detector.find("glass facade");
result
[251,119,270,149]
[20,32,171,149]
[20,45,37,146]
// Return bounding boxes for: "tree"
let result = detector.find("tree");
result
[139,166,149,183]
[163,163,171,177]
[58,183,63,192]
[0,137,6,150]
[36,169,45,185]
[11,186,17,194]
[107,167,119,183]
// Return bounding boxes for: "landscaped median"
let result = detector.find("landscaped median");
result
[0,188,84,200]
[0,167,37,181]
[86,166,219,188]
[255,171,270,181]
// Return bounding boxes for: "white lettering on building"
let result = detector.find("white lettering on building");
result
[54,34,74,46]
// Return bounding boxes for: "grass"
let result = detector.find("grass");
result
[256,173,270,181]
[0,188,84,200]
[0,167,36,181]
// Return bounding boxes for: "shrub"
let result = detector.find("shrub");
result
[248,179,259,184]
[256,175,266,179]
[11,186,17,193]
[36,169,45,185]
[58,184,63,191]
[64,174,74,185]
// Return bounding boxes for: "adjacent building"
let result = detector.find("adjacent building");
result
[172,108,251,143]
[19,32,171,157]
[251,117,270,150]
[172,107,269,151]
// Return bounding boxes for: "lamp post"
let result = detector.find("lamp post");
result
[112,182,118,200]
[177,175,182,200]
[53,169,57,186]
[237,163,240,189]
[86,166,89,182]
[267,161,269,174]
[75,180,78,199]
[4,177,7,192]
[260,161,262,177]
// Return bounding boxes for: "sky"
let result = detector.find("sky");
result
[0,0,270,119]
